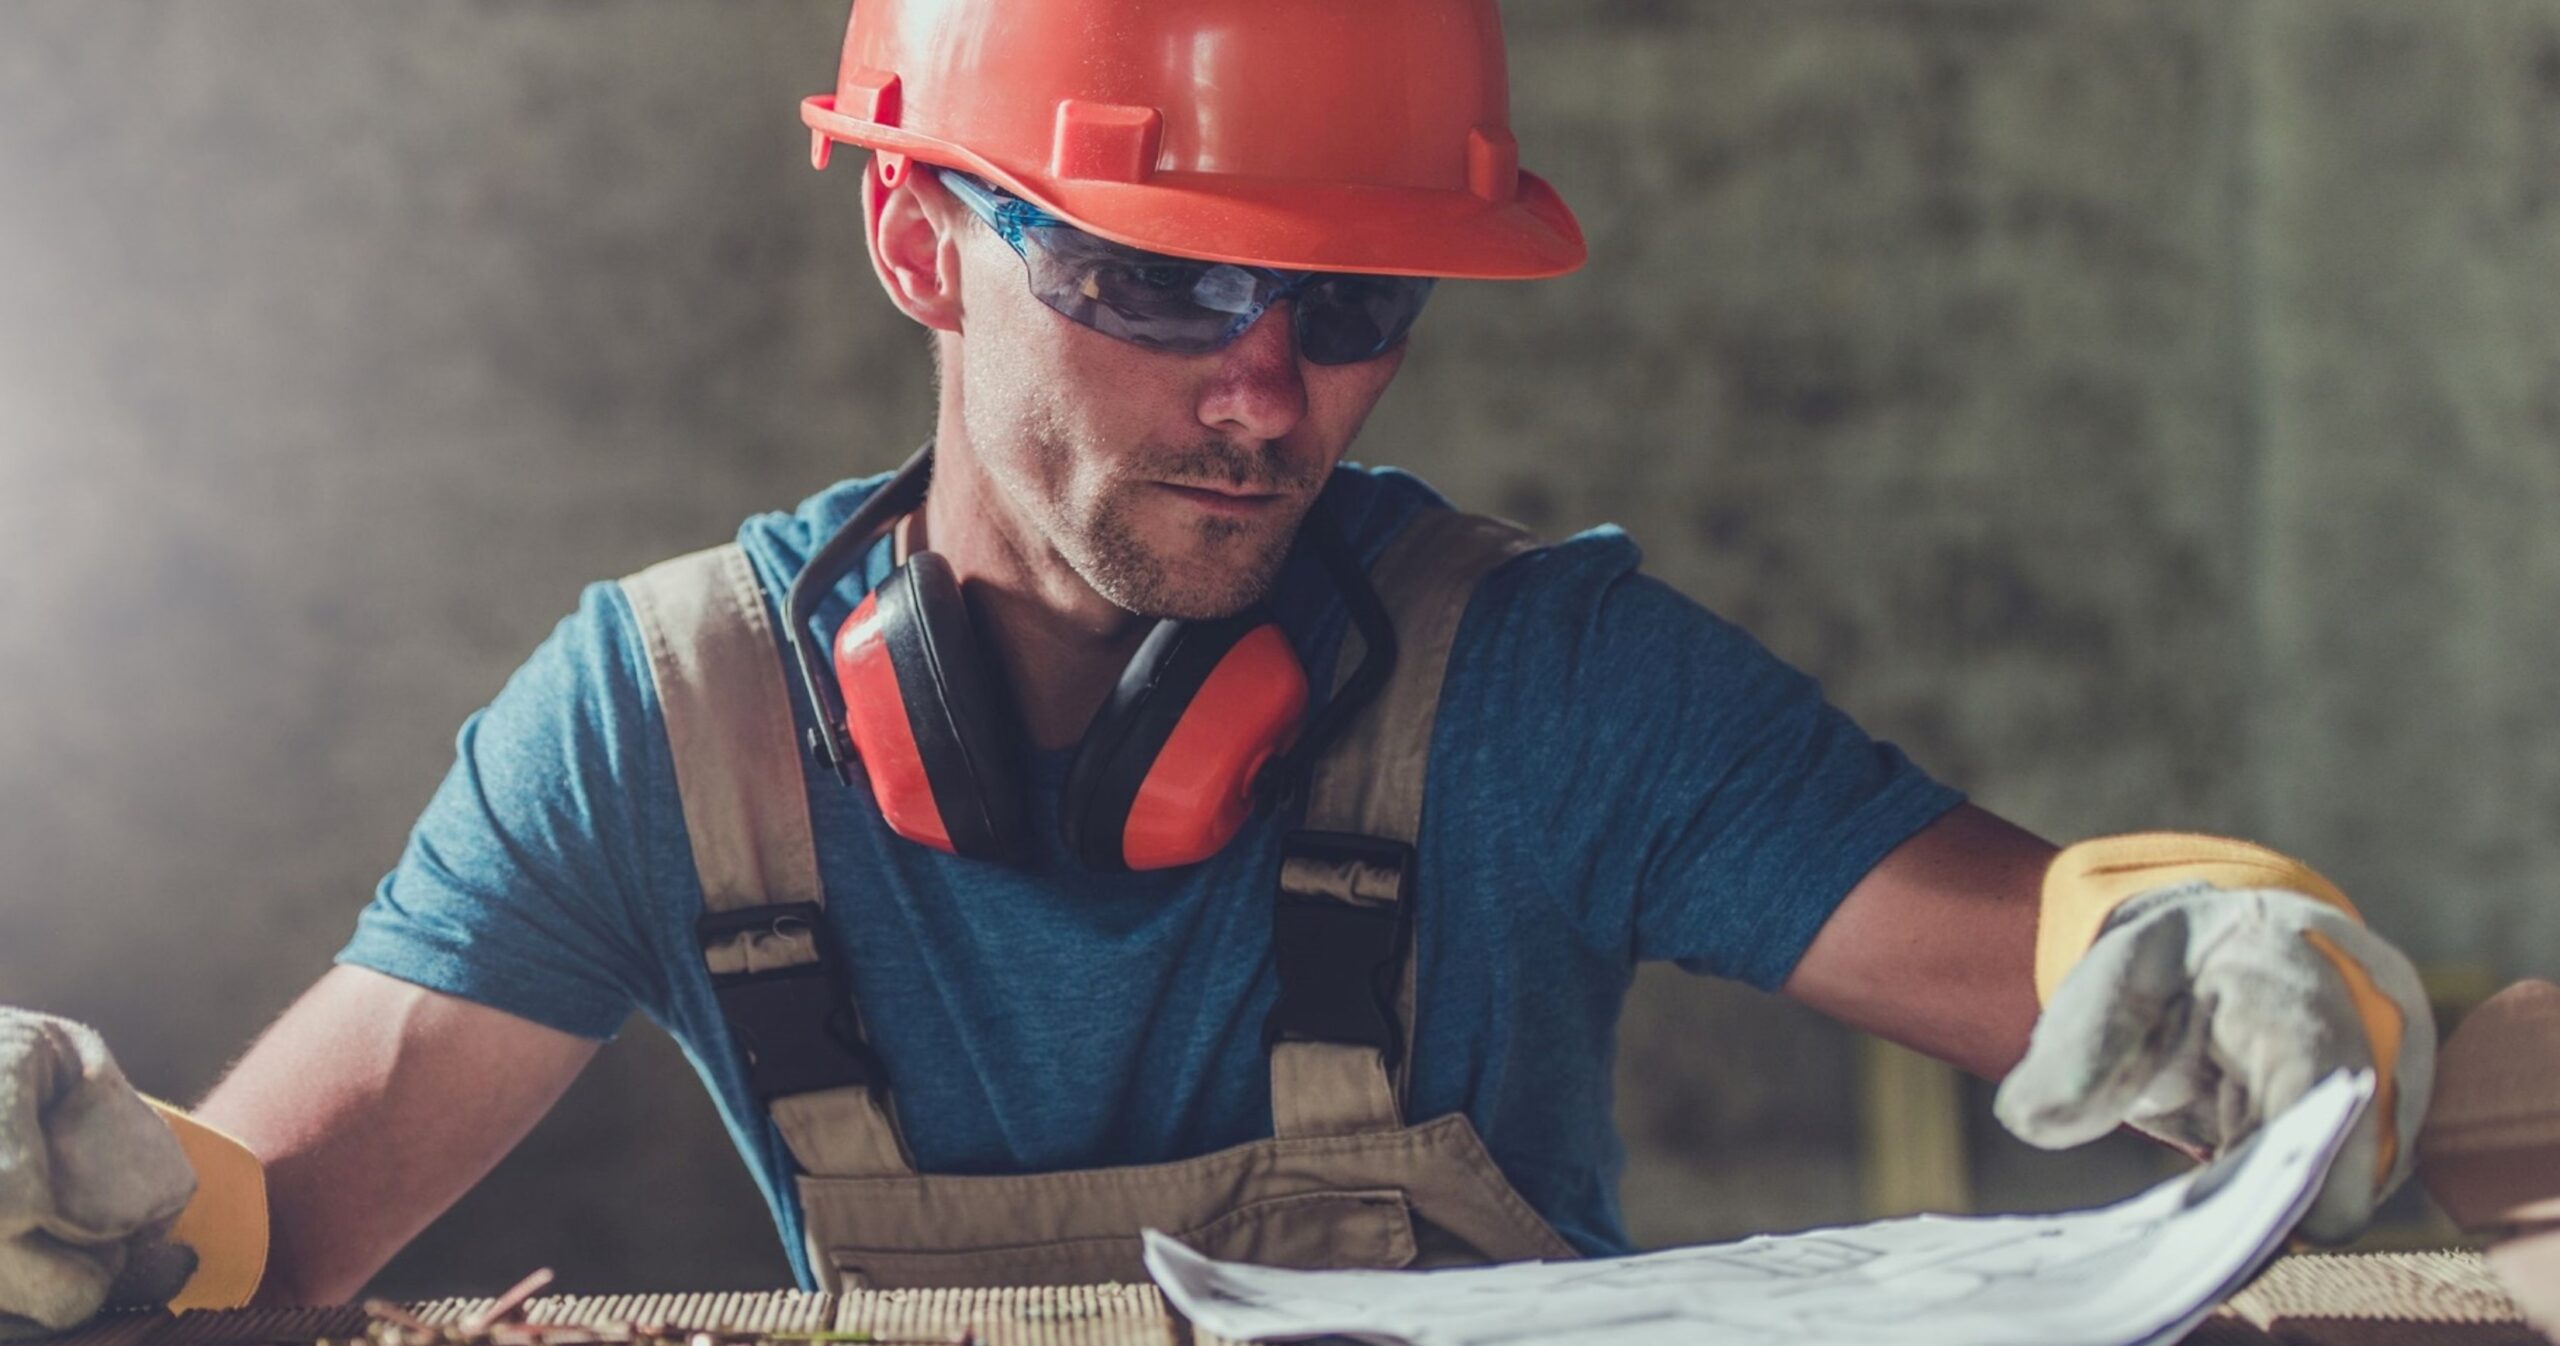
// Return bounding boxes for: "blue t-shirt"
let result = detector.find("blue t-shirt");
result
[338,464,1962,1286]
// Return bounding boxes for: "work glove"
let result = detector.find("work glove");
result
[1993,835,2435,1244]
[0,1009,199,1339]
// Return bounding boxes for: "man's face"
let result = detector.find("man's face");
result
[940,193,1409,621]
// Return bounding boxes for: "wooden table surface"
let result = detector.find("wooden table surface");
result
[53,1250,2542,1346]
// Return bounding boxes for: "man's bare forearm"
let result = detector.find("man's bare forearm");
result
[193,966,598,1306]
[1782,803,2052,1080]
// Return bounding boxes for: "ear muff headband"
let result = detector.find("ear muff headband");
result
[879,553,1032,865]
[788,446,935,784]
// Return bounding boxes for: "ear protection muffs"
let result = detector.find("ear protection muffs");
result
[788,446,1364,872]
[836,550,1036,865]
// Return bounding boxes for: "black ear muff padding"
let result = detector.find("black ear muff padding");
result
[880,553,1031,865]
[1060,609,1269,871]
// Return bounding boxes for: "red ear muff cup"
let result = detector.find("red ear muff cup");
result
[1061,614,1308,871]
[1122,624,1307,869]
[834,590,954,853]
[846,555,1032,865]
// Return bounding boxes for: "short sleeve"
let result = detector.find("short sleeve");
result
[1432,527,1965,991]
[336,581,676,1040]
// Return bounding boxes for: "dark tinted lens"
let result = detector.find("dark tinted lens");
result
[1293,275,1437,365]
[1018,232,1260,353]
[1010,210,1434,362]
[1086,259,1218,311]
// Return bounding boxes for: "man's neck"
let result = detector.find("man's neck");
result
[910,429,1153,753]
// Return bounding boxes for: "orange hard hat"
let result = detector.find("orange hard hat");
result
[800,0,1585,280]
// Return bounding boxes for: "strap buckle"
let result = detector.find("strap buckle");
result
[697,903,887,1101]
[1264,831,1414,1070]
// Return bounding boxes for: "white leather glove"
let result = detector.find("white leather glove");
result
[0,1009,200,1339]
[1996,869,2435,1244]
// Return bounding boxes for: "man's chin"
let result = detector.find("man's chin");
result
[1076,491,1309,619]
[1120,570,1280,622]
[1106,541,1294,620]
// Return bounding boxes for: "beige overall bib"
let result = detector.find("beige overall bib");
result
[619,507,1579,1290]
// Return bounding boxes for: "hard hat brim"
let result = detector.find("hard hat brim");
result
[807,102,1586,281]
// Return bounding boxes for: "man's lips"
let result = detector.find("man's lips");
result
[1157,481,1287,513]
[1160,478,1283,498]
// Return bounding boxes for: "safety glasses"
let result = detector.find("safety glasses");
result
[939,170,1437,366]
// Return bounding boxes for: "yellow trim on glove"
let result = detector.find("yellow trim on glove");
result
[2034,832,2358,1004]
[142,1098,267,1311]
[2037,832,2402,1187]
[2301,927,2407,1184]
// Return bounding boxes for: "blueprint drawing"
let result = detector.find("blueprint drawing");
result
[1146,1070,2374,1346]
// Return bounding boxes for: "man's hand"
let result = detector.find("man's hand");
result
[0,1009,199,1339]
[1994,882,2436,1242]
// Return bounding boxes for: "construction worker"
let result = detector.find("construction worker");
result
[0,0,2433,1333]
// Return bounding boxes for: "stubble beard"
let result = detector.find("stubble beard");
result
[1036,435,1328,620]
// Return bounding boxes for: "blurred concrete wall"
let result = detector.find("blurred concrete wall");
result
[1,0,2553,1298]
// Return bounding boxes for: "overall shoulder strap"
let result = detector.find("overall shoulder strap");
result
[621,543,913,1178]
[1268,508,1543,1139]
[623,544,822,913]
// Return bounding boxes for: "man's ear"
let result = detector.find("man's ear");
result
[864,159,964,334]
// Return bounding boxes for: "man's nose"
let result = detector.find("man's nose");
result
[1194,301,1309,443]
